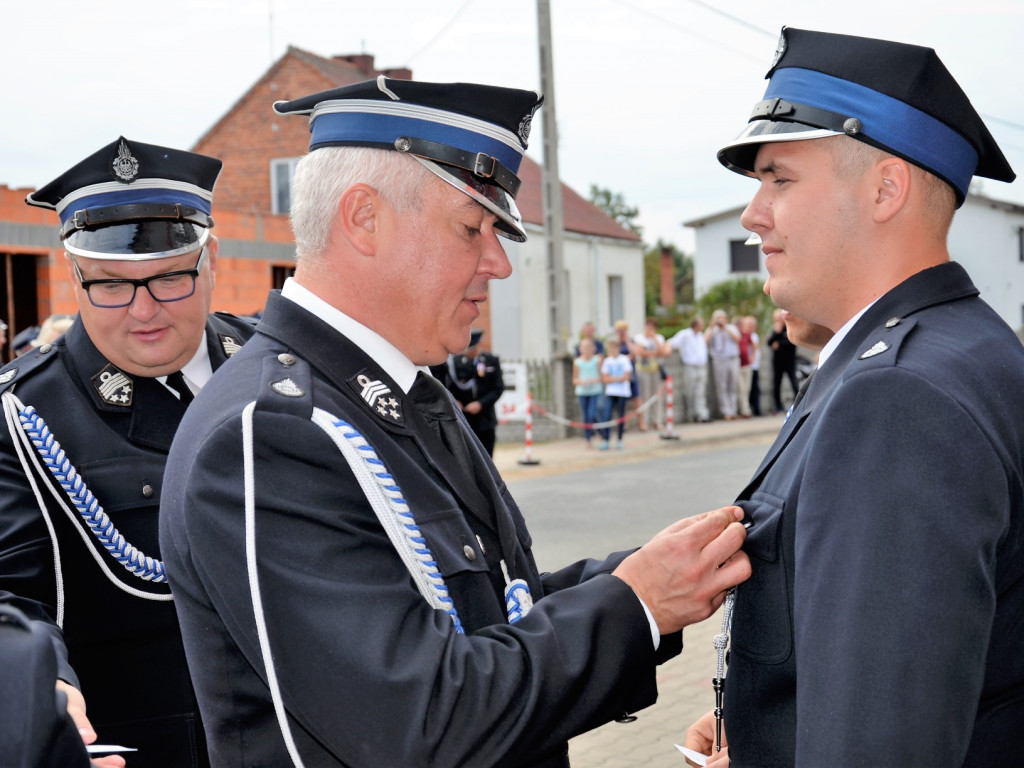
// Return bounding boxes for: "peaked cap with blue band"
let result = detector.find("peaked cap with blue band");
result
[718,27,1015,206]
[25,137,222,260]
[273,76,543,241]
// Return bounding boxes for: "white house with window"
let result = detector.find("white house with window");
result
[685,192,1024,332]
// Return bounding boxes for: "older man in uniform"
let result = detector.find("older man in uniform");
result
[0,137,253,766]
[683,28,1024,767]
[159,78,750,767]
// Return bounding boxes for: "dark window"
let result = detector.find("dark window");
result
[729,240,760,273]
[272,265,295,290]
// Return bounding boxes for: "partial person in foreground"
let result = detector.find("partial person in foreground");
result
[0,137,253,767]
[160,78,751,767]
[684,26,1023,767]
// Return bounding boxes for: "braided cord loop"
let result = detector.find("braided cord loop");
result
[18,405,166,582]
[310,409,463,633]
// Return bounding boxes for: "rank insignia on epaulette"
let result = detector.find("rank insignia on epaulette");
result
[860,341,891,359]
[0,369,17,386]
[219,333,243,357]
[271,378,304,397]
[350,371,403,425]
[92,364,133,406]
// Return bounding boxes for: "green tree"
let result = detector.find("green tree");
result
[588,185,642,237]
[696,276,776,336]
[643,240,694,318]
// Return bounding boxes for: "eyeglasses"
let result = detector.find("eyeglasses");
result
[74,248,207,309]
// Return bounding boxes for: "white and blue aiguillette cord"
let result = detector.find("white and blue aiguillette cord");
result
[3,394,168,618]
[309,407,464,631]
[243,404,466,768]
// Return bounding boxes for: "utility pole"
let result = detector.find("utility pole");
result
[536,0,569,357]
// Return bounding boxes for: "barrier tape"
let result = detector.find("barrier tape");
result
[502,381,669,430]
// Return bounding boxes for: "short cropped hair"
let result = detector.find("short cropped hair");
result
[821,135,956,235]
[289,147,431,261]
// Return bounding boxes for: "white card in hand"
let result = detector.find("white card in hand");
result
[674,743,708,766]
[87,744,137,755]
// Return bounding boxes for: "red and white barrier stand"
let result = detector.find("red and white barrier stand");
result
[517,392,542,465]
[660,374,680,441]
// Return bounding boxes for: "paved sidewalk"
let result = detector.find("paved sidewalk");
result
[493,414,785,482]
[491,415,785,766]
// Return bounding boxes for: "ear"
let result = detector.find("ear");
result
[205,234,219,282]
[337,184,380,257]
[872,157,911,223]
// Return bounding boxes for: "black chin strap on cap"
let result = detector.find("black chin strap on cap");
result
[749,97,862,136]
[63,203,214,240]
[393,136,522,198]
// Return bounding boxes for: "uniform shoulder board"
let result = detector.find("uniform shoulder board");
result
[0,344,63,394]
[256,351,313,419]
[854,317,917,371]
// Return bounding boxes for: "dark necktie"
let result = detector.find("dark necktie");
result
[408,371,523,581]
[787,368,816,419]
[165,371,194,405]
[407,372,472,466]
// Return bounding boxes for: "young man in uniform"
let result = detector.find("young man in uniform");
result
[684,27,1023,767]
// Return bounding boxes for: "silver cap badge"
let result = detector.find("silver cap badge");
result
[111,139,140,183]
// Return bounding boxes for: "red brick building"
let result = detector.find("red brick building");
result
[0,46,639,360]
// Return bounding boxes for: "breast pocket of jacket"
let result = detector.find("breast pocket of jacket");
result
[732,491,792,664]
[414,507,493,581]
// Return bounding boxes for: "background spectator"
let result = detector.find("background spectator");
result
[668,316,711,423]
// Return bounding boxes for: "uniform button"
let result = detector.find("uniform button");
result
[463,545,477,561]
[885,316,901,328]
[39,344,52,354]
[142,484,154,498]
[278,353,296,366]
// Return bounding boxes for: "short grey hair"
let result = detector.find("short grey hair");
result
[289,147,431,261]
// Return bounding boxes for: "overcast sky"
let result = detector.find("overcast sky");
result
[4,0,1023,250]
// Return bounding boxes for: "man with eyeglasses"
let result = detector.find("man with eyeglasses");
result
[0,137,254,767]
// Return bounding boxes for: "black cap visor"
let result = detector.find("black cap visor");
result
[64,221,210,261]
[416,158,527,242]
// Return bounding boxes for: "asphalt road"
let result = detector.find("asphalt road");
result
[510,442,768,571]
[504,438,773,767]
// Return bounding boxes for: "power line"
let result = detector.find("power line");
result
[608,0,768,64]
[677,0,777,40]
[405,0,476,64]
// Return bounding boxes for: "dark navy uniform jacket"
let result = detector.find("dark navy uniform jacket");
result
[725,262,1024,767]
[0,312,254,768]
[160,291,681,767]
[0,601,91,768]
[447,350,505,434]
